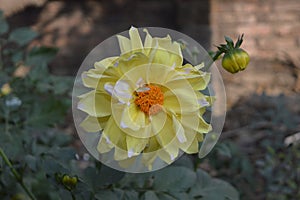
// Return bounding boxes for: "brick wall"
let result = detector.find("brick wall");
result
[210,0,300,62]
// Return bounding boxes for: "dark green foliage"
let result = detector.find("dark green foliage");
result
[0,12,240,200]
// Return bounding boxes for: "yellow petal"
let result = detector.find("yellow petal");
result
[94,56,118,70]
[117,35,131,54]
[78,91,111,117]
[150,109,168,136]
[177,127,199,154]
[102,117,127,151]
[154,114,174,147]
[150,36,183,66]
[143,29,153,55]
[111,102,152,139]
[120,105,140,131]
[118,157,137,168]
[142,137,161,169]
[142,152,157,171]
[113,80,133,104]
[129,26,144,53]
[80,115,109,132]
[172,115,199,154]
[181,113,212,134]
[184,137,199,154]
[114,146,129,161]
[184,72,210,91]
[82,70,113,89]
[126,135,148,157]
[163,89,199,113]
[155,114,179,162]
[97,134,113,153]
[117,52,149,77]
[144,136,159,151]
[157,148,178,164]
[172,115,187,143]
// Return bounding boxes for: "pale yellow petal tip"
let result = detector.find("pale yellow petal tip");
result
[79,116,102,133]
[97,135,113,154]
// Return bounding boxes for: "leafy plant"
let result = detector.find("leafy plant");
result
[0,10,240,200]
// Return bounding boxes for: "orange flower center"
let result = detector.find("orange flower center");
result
[134,84,164,115]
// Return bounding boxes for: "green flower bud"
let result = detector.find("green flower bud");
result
[213,34,250,74]
[61,174,78,191]
[222,48,249,73]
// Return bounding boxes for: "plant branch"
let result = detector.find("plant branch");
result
[0,147,37,200]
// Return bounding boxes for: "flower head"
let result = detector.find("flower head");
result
[78,27,212,170]
[216,34,250,73]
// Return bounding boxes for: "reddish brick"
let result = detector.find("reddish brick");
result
[237,24,272,37]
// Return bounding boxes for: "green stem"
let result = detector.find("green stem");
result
[0,41,4,70]
[212,50,224,62]
[0,148,37,200]
[4,110,9,135]
[206,50,224,70]
[71,191,76,200]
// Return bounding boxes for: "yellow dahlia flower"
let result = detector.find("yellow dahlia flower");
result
[78,27,212,170]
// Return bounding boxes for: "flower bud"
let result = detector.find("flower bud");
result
[61,174,78,191]
[222,48,250,73]
[0,83,12,96]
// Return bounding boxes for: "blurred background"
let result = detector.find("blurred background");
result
[0,0,300,199]
[1,0,300,104]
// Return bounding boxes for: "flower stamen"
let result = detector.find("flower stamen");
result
[134,84,164,115]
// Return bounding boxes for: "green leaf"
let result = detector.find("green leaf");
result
[24,154,38,171]
[0,11,8,35]
[172,155,194,170]
[156,193,177,200]
[28,63,49,81]
[50,76,74,95]
[82,165,125,193]
[152,166,197,192]
[9,27,38,45]
[169,192,191,200]
[225,36,234,48]
[95,190,118,200]
[216,143,232,158]
[143,191,159,200]
[26,46,58,66]
[189,169,239,200]
[123,190,139,200]
[97,165,125,186]
[118,173,151,189]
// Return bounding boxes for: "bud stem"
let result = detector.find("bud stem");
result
[0,147,37,200]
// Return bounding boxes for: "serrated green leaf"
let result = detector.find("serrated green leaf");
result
[189,169,239,200]
[152,166,197,192]
[172,155,194,170]
[9,27,38,45]
[169,192,191,200]
[156,193,176,200]
[95,190,118,200]
[123,190,139,200]
[118,173,151,189]
[143,191,159,200]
